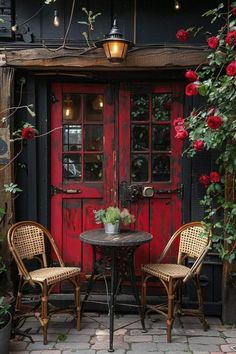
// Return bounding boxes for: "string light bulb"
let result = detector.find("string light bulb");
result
[65,107,71,117]
[64,95,73,119]
[174,0,180,10]
[53,10,60,27]
[92,95,104,110]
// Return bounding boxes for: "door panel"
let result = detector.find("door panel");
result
[119,83,183,266]
[51,82,183,274]
[51,84,115,270]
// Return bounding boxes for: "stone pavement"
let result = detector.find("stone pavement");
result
[9,312,236,354]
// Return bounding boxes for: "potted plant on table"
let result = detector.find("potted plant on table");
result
[0,256,11,354]
[94,206,135,234]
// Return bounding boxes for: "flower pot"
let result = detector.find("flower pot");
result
[0,312,12,354]
[104,222,120,234]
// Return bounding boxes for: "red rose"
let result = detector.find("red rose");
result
[191,111,198,118]
[175,130,188,140]
[193,140,204,151]
[210,171,221,183]
[199,175,210,188]
[207,116,223,130]
[185,83,199,96]
[207,36,219,49]
[173,117,185,127]
[176,28,189,42]
[226,61,236,76]
[185,70,198,82]
[225,30,236,46]
[21,127,36,140]
[232,7,236,16]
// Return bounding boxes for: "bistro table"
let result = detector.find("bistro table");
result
[80,228,153,352]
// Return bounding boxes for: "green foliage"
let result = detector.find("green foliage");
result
[4,183,22,194]
[0,257,10,329]
[0,257,6,274]
[0,208,5,221]
[56,333,67,342]
[183,4,236,262]
[26,104,36,117]
[94,207,135,225]
[78,8,101,47]
[0,297,10,328]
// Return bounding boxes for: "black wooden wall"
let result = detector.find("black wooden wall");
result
[0,0,227,47]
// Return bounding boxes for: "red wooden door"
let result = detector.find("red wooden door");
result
[118,83,183,272]
[51,82,183,274]
[51,84,115,273]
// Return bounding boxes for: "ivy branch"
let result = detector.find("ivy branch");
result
[78,8,101,47]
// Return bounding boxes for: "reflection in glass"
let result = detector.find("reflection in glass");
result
[84,154,103,181]
[85,94,103,122]
[131,155,148,182]
[152,125,171,151]
[152,94,172,121]
[84,125,103,151]
[63,154,81,180]
[131,125,149,151]
[63,94,81,122]
[130,94,149,121]
[152,155,170,181]
[63,125,82,151]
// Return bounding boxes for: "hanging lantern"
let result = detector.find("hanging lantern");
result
[96,19,134,63]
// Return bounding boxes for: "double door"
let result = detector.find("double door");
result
[51,83,183,274]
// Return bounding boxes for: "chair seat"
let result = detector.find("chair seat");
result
[29,267,80,285]
[142,263,190,281]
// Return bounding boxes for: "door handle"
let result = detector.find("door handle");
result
[155,184,183,198]
[51,185,81,195]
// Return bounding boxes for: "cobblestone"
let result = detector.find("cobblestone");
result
[9,314,236,353]
[188,336,226,345]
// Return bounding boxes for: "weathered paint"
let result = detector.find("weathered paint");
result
[119,83,183,268]
[51,82,183,276]
[51,83,115,272]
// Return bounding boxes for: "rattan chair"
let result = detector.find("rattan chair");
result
[7,221,81,345]
[141,221,211,342]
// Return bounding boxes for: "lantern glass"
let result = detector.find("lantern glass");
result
[103,40,128,63]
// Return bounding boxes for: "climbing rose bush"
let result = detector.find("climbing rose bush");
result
[21,127,36,140]
[176,28,189,41]
[207,36,219,49]
[185,70,199,82]
[176,2,236,263]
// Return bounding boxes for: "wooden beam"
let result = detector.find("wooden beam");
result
[1,47,208,70]
[0,67,14,259]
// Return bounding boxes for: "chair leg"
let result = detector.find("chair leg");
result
[175,281,183,318]
[15,276,24,311]
[40,281,49,345]
[141,270,147,313]
[75,275,81,331]
[167,279,174,343]
[194,275,209,331]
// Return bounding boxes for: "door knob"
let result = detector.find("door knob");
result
[142,186,154,197]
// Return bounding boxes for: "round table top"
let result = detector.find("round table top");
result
[80,229,153,247]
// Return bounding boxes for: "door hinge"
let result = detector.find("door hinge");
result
[51,185,81,196]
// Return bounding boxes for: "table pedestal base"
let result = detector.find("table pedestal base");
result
[81,245,146,352]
